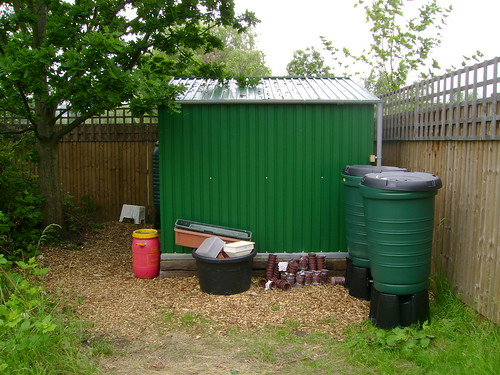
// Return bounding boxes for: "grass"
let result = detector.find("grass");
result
[3,258,497,375]
[162,277,499,375]
[0,256,103,375]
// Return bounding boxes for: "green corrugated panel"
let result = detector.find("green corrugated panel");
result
[159,103,374,253]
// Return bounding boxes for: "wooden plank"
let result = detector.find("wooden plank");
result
[484,142,499,322]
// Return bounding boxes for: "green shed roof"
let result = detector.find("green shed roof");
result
[171,77,381,104]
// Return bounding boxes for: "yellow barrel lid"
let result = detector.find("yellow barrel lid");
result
[132,229,158,239]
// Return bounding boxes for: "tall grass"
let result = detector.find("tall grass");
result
[0,255,101,375]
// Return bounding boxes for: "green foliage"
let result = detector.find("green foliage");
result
[235,76,262,87]
[0,1,257,121]
[0,0,257,226]
[341,277,500,374]
[0,136,43,260]
[159,24,271,85]
[0,254,98,374]
[366,322,435,350]
[196,25,271,79]
[322,0,482,94]
[286,46,332,77]
[63,194,100,234]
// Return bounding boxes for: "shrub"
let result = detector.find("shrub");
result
[0,135,43,260]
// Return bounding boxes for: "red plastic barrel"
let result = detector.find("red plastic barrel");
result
[132,229,160,278]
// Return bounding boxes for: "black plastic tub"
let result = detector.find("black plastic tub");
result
[192,248,257,295]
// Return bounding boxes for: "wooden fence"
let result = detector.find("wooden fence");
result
[0,108,159,221]
[1,59,498,323]
[56,109,158,221]
[58,140,157,221]
[381,58,499,323]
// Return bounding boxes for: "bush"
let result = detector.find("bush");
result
[0,135,43,260]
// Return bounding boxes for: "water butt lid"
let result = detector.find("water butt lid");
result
[343,165,407,177]
[361,172,442,191]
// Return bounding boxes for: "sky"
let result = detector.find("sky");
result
[234,0,499,79]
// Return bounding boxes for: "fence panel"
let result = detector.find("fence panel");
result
[58,140,157,221]
[1,108,158,221]
[381,57,500,141]
[382,140,499,323]
[57,109,158,221]
[381,58,499,323]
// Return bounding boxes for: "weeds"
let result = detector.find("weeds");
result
[0,254,100,374]
[0,135,43,261]
[355,321,435,350]
[64,194,101,234]
[341,278,500,374]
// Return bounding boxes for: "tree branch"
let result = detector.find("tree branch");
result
[0,126,34,135]
[0,44,37,128]
[52,108,69,124]
[125,31,154,69]
[51,111,95,142]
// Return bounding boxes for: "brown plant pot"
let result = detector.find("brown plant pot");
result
[174,228,241,248]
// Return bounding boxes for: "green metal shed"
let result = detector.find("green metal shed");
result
[159,77,380,255]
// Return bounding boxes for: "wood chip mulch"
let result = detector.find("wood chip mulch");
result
[40,222,369,340]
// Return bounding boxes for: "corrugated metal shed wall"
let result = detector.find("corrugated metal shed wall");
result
[159,103,374,253]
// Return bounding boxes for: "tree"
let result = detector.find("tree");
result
[0,1,256,229]
[321,0,481,94]
[195,25,271,81]
[286,46,331,77]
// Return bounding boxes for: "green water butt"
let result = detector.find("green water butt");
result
[341,165,407,268]
[360,172,442,295]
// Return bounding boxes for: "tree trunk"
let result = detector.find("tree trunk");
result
[35,137,66,229]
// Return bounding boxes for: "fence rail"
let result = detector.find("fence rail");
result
[381,57,500,141]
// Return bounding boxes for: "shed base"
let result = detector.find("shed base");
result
[159,253,348,279]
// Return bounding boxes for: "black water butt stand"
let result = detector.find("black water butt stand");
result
[344,258,371,300]
[369,285,430,329]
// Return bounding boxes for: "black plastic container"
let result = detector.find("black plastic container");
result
[369,285,430,329]
[192,248,257,295]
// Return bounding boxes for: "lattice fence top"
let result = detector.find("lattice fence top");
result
[381,57,500,141]
[56,108,158,142]
[0,107,158,142]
